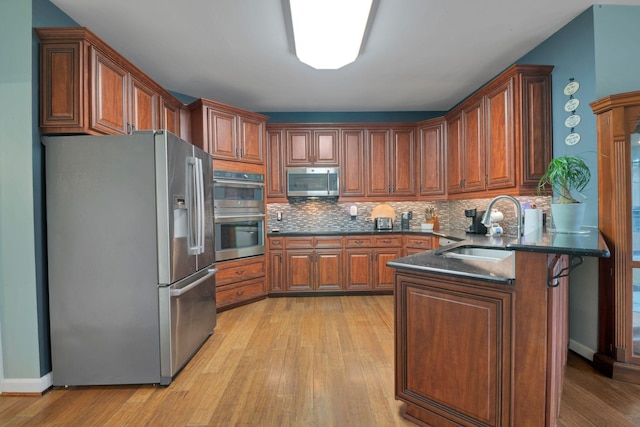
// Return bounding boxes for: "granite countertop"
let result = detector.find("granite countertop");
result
[268,225,610,284]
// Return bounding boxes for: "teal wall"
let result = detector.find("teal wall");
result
[0,0,40,380]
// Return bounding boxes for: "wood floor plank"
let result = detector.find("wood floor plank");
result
[2,295,640,426]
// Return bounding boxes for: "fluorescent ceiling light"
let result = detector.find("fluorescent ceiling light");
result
[289,0,373,70]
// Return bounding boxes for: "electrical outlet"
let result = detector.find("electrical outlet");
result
[276,211,283,221]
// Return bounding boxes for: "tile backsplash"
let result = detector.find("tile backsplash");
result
[267,195,551,235]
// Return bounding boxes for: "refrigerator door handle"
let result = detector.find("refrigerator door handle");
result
[170,268,218,297]
[186,157,199,255]
[196,158,205,255]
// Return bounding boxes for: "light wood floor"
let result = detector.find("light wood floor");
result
[2,295,640,426]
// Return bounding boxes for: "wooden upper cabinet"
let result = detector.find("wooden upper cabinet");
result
[285,128,339,166]
[129,75,157,132]
[91,47,128,135]
[189,98,267,165]
[446,99,484,194]
[391,128,416,196]
[462,97,486,193]
[365,126,416,198]
[239,115,265,163]
[366,129,391,196]
[208,107,237,159]
[340,128,366,197]
[417,118,446,198]
[266,128,286,200]
[37,27,184,136]
[159,96,181,136]
[446,112,464,194]
[485,78,515,190]
[445,64,553,198]
[285,129,312,165]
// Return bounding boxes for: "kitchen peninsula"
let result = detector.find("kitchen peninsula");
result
[388,229,609,427]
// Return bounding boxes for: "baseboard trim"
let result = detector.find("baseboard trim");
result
[569,339,595,361]
[0,372,52,395]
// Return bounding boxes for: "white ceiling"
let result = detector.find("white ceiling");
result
[49,0,640,113]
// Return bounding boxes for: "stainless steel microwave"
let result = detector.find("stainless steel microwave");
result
[286,167,339,197]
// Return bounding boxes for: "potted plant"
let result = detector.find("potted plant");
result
[537,155,591,232]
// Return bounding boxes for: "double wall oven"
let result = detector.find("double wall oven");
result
[213,170,266,261]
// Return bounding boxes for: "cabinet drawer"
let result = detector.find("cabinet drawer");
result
[314,236,343,248]
[345,236,375,248]
[216,257,265,286]
[269,237,284,250]
[373,235,403,247]
[284,236,315,249]
[405,236,435,250]
[216,278,265,308]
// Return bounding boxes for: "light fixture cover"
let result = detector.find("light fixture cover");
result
[289,0,373,70]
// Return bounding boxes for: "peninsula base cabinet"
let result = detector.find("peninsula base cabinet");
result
[394,251,569,427]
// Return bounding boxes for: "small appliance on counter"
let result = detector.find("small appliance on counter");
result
[401,211,412,230]
[465,208,488,234]
[375,217,393,230]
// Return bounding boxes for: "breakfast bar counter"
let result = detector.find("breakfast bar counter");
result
[388,228,609,427]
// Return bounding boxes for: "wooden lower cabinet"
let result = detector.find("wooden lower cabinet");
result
[267,234,406,294]
[215,256,266,311]
[281,236,343,293]
[404,235,435,255]
[394,251,570,427]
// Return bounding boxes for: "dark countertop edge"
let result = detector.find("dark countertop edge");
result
[267,229,450,237]
[504,243,610,257]
[268,227,611,258]
[387,260,514,285]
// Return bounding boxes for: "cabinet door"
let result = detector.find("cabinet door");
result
[446,112,464,194]
[315,250,342,290]
[159,96,181,136]
[286,129,313,166]
[266,129,286,199]
[91,47,128,135]
[391,128,416,196]
[268,251,284,293]
[366,130,391,196]
[129,76,157,132]
[485,79,515,190]
[40,42,83,132]
[285,250,314,292]
[207,108,237,159]
[462,98,486,192]
[313,129,340,165]
[340,129,366,197]
[418,120,446,197]
[520,73,553,189]
[239,115,264,164]
[396,277,512,426]
[344,249,374,290]
[374,249,402,289]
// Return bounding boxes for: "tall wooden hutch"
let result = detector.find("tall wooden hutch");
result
[591,91,640,383]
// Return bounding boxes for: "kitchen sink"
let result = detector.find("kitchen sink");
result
[441,246,514,262]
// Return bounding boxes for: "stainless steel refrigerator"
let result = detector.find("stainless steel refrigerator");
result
[43,130,216,386]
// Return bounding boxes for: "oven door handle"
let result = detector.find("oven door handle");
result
[170,268,218,297]
[213,179,265,188]
[214,213,266,220]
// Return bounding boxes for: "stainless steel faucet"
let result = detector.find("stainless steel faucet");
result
[481,195,523,236]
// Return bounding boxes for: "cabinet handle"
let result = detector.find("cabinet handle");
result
[382,239,391,243]
[484,175,488,187]
[235,269,246,275]
[355,239,364,244]
[236,290,245,296]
